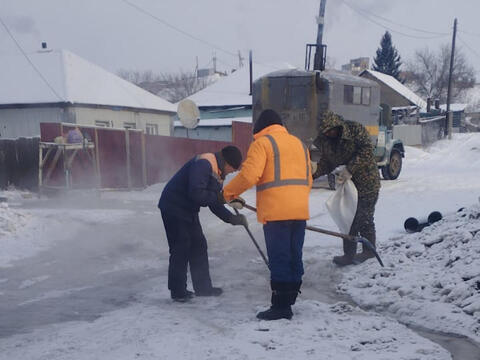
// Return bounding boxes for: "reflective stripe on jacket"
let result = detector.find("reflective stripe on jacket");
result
[223,124,312,223]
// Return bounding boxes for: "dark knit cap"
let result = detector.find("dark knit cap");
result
[221,145,242,170]
[253,109,283,134]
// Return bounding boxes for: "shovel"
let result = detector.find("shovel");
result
[242,203,384,267]
[233,208,269,269]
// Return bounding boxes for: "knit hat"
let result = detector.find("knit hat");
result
[253,109,283,134]
[221,145,242,170]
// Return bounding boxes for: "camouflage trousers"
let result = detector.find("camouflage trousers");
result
[343,191,379,257]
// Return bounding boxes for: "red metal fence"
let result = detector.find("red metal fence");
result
[40,122,252,189]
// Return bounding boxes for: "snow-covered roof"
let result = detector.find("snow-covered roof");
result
[0,49,176,113]
[360,69,427,110]
[187,62,294,107]
[174,116,252,127]
[439,103,467,112]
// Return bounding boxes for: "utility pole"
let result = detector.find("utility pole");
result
[446,18,457,140]
[213,52,217,73]
[195,56,199,79]
[313,0,327,71]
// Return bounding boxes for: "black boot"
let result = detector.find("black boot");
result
[171,290,195,302]
[289,281,302,305]
[195,287,223,297]
[256,282,293,321]
[353,238,376,264]
[333,239,357,266]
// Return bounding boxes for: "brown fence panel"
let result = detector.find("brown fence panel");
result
[232,121,253,158]
[40,123,62,142]
[96,128,128,188]
[128,131,145,188]
[145,135,230,184]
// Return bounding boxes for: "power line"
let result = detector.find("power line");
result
[0,16,63,101]
[458,35,480,60]
[459,29,480,38]
[120,0,238,58]
[120,0,283,72]
[343,1,447,36]
[341,0,449,40]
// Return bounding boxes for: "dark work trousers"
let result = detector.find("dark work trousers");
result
[161,211,213,295]
[345,191,379,256]
[263,220,306,283]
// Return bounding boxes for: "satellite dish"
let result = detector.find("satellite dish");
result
[177,99,200,129]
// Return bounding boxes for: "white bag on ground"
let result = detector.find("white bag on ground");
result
[325,178,358,234]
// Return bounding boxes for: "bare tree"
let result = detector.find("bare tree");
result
[405,44,476,103]
[117,69,215,103]
[116,69,161,84]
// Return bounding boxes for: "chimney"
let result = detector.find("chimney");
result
[426,98,432,112]
[41,42,47,49]
[434,99,440,110]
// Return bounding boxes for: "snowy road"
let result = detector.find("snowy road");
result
[1,134,480,359]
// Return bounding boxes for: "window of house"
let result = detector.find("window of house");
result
[95,120,110,127]
[362,87,371,105]
[146,123,158,135]
[124,122,136,129]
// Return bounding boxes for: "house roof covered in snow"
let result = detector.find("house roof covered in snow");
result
[360,69,427,110]
[187,62,294,107]
[0,49,176,113]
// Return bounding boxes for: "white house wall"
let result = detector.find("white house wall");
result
[73,107,172,135]
[0,107,69,139]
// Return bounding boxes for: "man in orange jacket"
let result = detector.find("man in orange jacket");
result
[222,109,312,320]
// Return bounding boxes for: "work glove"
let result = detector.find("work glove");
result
[311,161,318,177]
[230,213,248,227]
[335,167,352,184]
[227,196,245,210]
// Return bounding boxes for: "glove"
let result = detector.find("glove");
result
[311,161,318,177]
[335,167,352,184]
[230,214,248,227]
[227,196,245,210]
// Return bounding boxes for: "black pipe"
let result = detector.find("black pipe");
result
[404,211,443,233]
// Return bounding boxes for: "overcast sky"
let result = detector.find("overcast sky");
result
[1,0,480,78]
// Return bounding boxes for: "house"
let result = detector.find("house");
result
[359,69,426,110]
[175,62,293,141]
[341,57,370,75]
[0,49,176,139]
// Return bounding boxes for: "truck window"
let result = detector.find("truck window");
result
[344,85,370,106]
[362,87,371,105]
[344,85,362,105]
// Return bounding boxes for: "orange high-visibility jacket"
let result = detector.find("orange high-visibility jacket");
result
[223,124,312,223]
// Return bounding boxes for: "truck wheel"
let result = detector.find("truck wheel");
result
[381,149,402,180]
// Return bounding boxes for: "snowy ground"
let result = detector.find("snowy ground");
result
[1,134,480,359]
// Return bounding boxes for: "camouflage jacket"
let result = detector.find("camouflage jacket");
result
[313,112,380,195]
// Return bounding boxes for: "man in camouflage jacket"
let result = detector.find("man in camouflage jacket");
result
[312,111,380,266]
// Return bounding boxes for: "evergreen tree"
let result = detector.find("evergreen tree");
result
[373,31,402,81]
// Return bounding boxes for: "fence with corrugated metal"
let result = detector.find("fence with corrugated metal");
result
[37,122,252,191]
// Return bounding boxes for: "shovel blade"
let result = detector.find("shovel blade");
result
[353,236,384,267]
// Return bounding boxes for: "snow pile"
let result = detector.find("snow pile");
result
[340,203,480,343]
[0,203,30,237]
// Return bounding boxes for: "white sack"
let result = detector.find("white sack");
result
[325,178,358,234]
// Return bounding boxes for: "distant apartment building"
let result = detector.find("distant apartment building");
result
[341,57,370,75]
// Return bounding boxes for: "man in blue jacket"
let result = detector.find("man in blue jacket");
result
[158,145,247,302]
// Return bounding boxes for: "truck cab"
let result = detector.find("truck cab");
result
[252,68,404,180]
